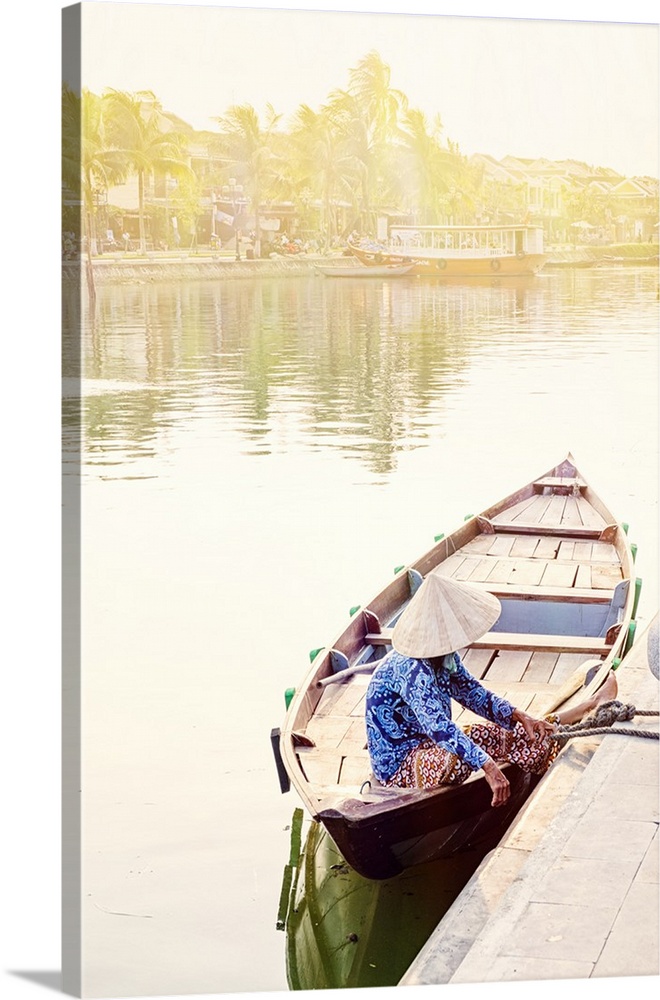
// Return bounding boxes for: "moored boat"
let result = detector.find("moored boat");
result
[314,261,415,277]
[348,224,546,277]
[277,455,639,880]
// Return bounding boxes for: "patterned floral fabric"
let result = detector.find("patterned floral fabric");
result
[365,650,516,783]
[386,721,560,790]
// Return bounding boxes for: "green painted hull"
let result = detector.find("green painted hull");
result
[278,809,493,990]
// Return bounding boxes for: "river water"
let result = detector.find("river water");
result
[63,266,658,998]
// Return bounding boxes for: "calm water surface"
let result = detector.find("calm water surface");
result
[63,267,658,997]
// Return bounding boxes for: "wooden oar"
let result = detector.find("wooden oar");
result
[317,663,375,688]
[541,657,605,715]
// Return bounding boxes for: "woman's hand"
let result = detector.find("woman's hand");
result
[482,759,510,807]
[512,708,556,741]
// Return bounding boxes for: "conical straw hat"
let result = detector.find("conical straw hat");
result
[391,572,501,658]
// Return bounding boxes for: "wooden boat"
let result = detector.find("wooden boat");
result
[347,224,546,277]
[314,261,415,277]
[278,455,639,880]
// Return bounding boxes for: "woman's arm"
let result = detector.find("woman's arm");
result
[449,655,517,728]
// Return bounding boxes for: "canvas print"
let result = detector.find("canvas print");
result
[62,2,659,997]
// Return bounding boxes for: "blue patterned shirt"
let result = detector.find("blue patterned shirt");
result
[366,651,516,782]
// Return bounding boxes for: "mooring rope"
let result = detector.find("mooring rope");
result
[551,699,659,748]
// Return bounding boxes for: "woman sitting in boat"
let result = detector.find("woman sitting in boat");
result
[365,573,617,807]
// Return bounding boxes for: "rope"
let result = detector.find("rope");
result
[550,700,659,748]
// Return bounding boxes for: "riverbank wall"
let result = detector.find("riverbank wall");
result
[62,243,658,285]
[61,254,333,285]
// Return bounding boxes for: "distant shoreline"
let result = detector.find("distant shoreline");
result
[62,244,659,285]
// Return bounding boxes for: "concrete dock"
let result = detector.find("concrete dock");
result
[401,614,659,985]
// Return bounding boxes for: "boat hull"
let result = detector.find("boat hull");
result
[314,262,415,277]
[318,764,538,880]
[348,242,546,277]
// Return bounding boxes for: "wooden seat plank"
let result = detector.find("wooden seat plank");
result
[339,755,372,785]
[483,649,533,683]
[462,534,498,555]
[484,558,517,583]
[467,557,502,583]
[511,494,554,525]
[332,682,371,718]
[533,476,586,493]
[492,495,545,525]
[591,564,623,589]
[575,496,607,528]
[315,681,350,718]
[350,692,367,718]
[557,540,576,561]
[305,716,353,747]
[540,494,568,524]
[298,750,342,786]
[338,718,368,753]
[489,534,518,556]
[573,540,594,562]
[434,553,469,577]
[589,541,620,564]
[522,651,559,685]
[527,692,558,717]
[473,632,611,655]
[508,560,546,586]
[561,496,585,525]
[452,555,487,581]
[550,652,594,685]
[365,631,393,646]
[500,685,539,711]
[472,581,612,603]
[461,647,495,679]
[533,536,560,559]
[489,522,604,539]
[575,564,593,588]
[510,535,542,558]
[540,561,578,588]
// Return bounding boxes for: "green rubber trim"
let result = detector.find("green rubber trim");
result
[621,522,629,535]
[308,647,323,663]
[632,577,643,619]
[349,605,361,617]
[394,565,404,574]
[434,533,445,543]
[612,657,621,670]
[631,542,637,563]
[624,620,637,657]
[464,513,474,521]
[284,687,296,709]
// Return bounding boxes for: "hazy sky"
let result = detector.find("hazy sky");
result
[71,1,659,178]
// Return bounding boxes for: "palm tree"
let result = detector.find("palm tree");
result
[63,86,125,253]
[214,103,282,257]
[63,85,127,300]
[103,89,192,251]
[398,109,468,223]
[288,104,358,248]
[327,52,409,232]
[324,91,373,232]
[348,50,408,150]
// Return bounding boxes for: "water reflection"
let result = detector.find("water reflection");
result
[64,270,659,479]
[277,808,496,990]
